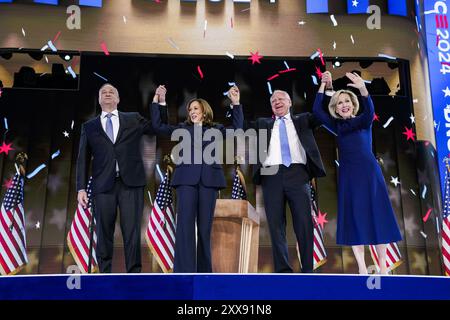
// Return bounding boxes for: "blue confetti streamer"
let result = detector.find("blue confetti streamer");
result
[3,118,8,130]
[51,150,60,159]
[93,72,108,82]
[67,66,77,79]
[47,40,57,52]
[155,164,164,181]
[27,164,46,179]
[267,82,273,95]
[284,61,290,69]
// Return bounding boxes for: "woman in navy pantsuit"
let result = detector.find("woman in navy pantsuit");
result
[313,72,402,274]
[151,85,243,273]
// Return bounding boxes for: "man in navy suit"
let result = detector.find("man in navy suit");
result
[76,83,155,273]
[249,90,326,273]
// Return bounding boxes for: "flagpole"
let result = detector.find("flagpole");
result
[9,152,27,232]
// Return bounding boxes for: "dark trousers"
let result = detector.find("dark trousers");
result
[94,177,143,273]
[174,183,218,273]
[261,164,313,273]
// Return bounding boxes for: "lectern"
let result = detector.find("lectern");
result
[211,199,259,273]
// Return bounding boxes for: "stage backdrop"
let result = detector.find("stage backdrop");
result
[0,51,443,275]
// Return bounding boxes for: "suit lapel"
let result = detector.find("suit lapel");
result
[115,112,126,144]
[94,115,113,143]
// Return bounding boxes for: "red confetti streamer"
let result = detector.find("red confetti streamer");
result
[197,66,204,79]
[317,48,325,66]
[267,74,279,81]
[101,42,110,56]
[279,68,297,74]
[423,208,432,222]
[53,31,61,43]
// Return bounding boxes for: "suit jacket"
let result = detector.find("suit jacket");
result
[151,102,244,189]
[76,111,154,195]
[247,111,326,185]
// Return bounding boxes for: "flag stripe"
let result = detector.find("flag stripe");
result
[150,212,174,259]
[2,206,26,255]
[0,210,26,265]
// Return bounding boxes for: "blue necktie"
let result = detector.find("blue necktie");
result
[105,113,114,143]
[279,117,292,167]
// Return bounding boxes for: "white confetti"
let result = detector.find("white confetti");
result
[71,120,74,130]
[156,164,164,181]
[51,150,61,159]
[410,189,416,196]
[378,53,397,60]
[41,44,49,51]
[383,116,394,128]
[228,82,236,86]
[284,61,290,69]
[421,185,427,199]
[298,20,306,25]
[45,55,49,63]
[267,82,273,95]
[413,99,418,103]
[310,51,320,60]
[47,40,57,52]
[14,163,20,175]
[4,118,8,130]
[350,35,355,44]
[147,191,153,206]
[420,231,427,238]
[312,75,318,85]
[204,20,208,31]
[226,51,234,59]
[123,16,127,24]
[332,41,336,50]
[21,27,26,37]
[167,38,180,50]
[330,15,338,27]
[67,66,76,78]
[335,160,340,167]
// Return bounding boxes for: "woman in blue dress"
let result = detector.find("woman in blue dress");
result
[313,71,402,274]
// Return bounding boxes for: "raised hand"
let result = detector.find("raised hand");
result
[227,85,240,105]
[153,85,167,104]
[346,72,368,96]
[322,71,333,89]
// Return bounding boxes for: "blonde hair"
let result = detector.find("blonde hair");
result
[328,90,359,119]
[185,98,214,126]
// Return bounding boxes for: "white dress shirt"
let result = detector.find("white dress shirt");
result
[101,109,120,143]
[263,113,307,166]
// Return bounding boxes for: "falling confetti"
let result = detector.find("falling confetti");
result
[3,118,8,130]
[67,66,76,78]
[330,15,338,27]
[421,185,427,199]
[35,221,41,229]
[47,40,57,52]
[410,189,416,196]
[335,160,340,167]
[167,38,180,50]
[226,51,234,59]
[21,27,26,37]
[423,208,432,222]
[248,51,263,65]
[93,72,108,81]
[383,116,394,128]
[27,164,47,179]
[123,16,127,24]
[71,121,74,130]
[267,74,279,81]
[228,82,236,86]
[51,150,61,159]
[63,131,69,138]
[317,48,325,66]
[279,68,296,74]
[267,82,273,95]
[283,61,290,69]
[310,51,320,60]
[45,55,49,63]
[197,65,204,79]
[420,231,427,238]
[350,35,355,44]
[40,44,49,51]
[378,53,397,60]
[53,31,61,42]
[298,20,306,25]
[101,42,110,56]
[311,75,318,85]
[390,176,400,187]
[203,20,207,38]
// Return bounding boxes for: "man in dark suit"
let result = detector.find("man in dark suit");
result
[76,83,155,273]
[249,90,325,273]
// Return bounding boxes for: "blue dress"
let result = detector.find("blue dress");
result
[313,93,402,245]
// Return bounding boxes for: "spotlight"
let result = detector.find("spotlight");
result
[333,60,341,68]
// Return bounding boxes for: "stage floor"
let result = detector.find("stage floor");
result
[1,274,449,300]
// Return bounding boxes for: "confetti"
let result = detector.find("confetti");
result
[317,48,325,66]
[14,163,20,175]
[3,118,8,130]
[423,208,432,222]
[267,82,273,95]
[248,51,263,64]
[156,164,164,180]
[203,20,208,38]
[350,35,355,44]
[390,176,400,187]
[47,40,57,52]
[63,131,69,138]
[421,185,427,199]
[335,160,340,167]
[27,164,47,179]
[383,116,394,128]
[147,190,153,205]
[21,27,26,37]
[67,66,76,78]
[330,15,338,27]
[279,68,296,74]
[410,189,416,196]
[311,75,318,85]
[420,231,427,238]
[322,125,337,136]
[35,221,40,229]
[123,16,127,24]
[197,65,204,79]
[283,61,290,69]
[332,41,336,50]
[310,51,320,60]
[298,20,306,25]
[51,150,60,159]
[41,44,49,51]
[53,31,61,43]
[167,38,180,50]
[378,53,397,60]
[93,72,108,81]
[226,51,234,59]
[45,55,49,63]
[228,82,236,86]
[101,42,110,56]
[413,99,418,103]
[267,74,279,81]
[71,121,74,130]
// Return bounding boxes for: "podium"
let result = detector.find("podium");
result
[211,199,259,273]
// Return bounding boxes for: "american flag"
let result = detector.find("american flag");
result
[231,166,247,200]
[441,164,450,276]
[66,177,98,273]
[145,170,176,273]
[369,242,402,272]
[296,183,327,270]
[0,172,28,275]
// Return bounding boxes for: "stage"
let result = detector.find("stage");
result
[1,274,449,300]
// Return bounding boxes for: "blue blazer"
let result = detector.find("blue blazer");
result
[151,103,243,189]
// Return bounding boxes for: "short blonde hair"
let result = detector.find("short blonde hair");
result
[185,98,214,126]
[328,90,359,119]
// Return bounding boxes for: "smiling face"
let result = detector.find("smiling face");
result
[188,100,205,124]
[270,90,291,117]
[335,93,355,119]
[99,84,120,112]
